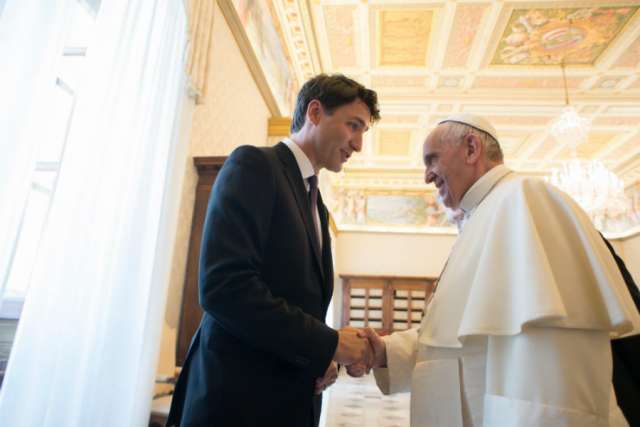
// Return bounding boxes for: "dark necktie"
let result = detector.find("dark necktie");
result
[308,175,321,247]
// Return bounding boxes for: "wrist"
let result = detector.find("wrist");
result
[377,342,387,368]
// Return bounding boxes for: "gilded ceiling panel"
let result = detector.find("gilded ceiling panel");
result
[436,76,463,88]
[602,134,640,161]
[592,76,625,90]
[436,104,454,113]
[323,5,357,68]
[628,78,640,90]
[379,114,421,125]
[491,6,638,66]
[580,105,600,114]
[556,131,617,159]
[612,34,640,68]
[592,116,639,127]
[493,131,529,157]
[484,115,553,127]
[443,4,489,68]
[376,129,413,157]
[370,75,429,88]
[376,9,433,67]
[427,114,453,126]
[472,76,583,89]
[529,135,559,160]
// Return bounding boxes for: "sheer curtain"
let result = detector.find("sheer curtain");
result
[0,1,189,426]
[0,0,71,303]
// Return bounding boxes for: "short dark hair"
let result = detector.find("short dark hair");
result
[290,74,380,133]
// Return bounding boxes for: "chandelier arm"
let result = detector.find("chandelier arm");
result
[561,59,569,106]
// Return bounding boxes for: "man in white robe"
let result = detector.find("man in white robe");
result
[353,114,640,427]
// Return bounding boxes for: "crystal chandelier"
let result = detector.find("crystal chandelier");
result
[550,105,590,146]
[548,159,628,217]
[547,59,628,224]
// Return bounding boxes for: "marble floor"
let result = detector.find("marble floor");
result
[150,369,411,427]
[322,369,410,427]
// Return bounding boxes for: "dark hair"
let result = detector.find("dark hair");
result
[290,74,380,133]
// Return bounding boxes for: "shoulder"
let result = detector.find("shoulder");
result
[228,144,273,162]
[495,174,562,200]
[491,174,581,219]
[225,145,280,171]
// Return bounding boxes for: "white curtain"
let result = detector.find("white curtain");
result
[0,0,71,303]
[0,1,189,426]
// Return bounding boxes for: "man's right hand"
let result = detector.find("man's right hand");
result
[333,327,371,367]
[346,327,387,377]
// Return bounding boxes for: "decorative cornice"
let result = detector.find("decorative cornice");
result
[273,0,321,83]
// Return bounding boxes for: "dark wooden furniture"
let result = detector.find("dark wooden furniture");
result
[341,275,437,335]
[175,156,226,367]
[150,156,226,426]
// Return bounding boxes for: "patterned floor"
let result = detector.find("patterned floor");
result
[150,369,411,427]
[322,369,410,427]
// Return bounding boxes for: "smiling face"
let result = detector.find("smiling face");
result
[311,98,371,172]
[422,125,474,209]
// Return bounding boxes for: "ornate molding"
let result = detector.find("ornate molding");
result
[273,0,321,83]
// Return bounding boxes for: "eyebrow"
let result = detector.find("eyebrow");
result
[424,153,437,165]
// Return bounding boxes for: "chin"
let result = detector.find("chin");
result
[440,195,454,209]
[328,163,342,173]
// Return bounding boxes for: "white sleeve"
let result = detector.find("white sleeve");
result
[373,328,418,395]
[483,327,627,427]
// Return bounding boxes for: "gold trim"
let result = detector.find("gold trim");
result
[268,116,292,137]
[329,212,338,235]
[216,0,281,116]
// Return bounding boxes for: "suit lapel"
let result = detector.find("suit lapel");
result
[275,143,324,280]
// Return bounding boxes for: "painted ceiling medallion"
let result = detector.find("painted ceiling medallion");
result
[492,6,638,65]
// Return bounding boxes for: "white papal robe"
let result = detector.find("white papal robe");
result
[374,165,640,427]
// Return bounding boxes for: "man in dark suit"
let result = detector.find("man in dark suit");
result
[166,74,380,427]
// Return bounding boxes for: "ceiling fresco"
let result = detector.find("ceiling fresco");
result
[259,0,640,235]
[492,6,638,66]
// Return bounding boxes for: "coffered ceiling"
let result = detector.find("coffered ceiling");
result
[249,0,640,233]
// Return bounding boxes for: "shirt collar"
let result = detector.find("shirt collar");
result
[459,164,512,216]
[283,138,316,182]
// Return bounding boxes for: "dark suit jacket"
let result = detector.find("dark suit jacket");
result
[167,143,339,427]
[601,235,640,427]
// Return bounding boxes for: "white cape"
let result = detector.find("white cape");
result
[420,174,640,348]
[375,171,640,427]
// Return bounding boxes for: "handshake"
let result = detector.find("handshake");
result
[315,327,387,394]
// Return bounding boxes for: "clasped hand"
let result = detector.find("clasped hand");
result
[315,327,386,393]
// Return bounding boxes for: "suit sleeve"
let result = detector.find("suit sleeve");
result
[198,145,338,377]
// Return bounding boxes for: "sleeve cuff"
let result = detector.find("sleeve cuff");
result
[377,328,419,394]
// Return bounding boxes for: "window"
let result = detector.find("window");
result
[1,0,101,319]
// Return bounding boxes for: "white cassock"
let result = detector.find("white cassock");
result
[374,165,640,427]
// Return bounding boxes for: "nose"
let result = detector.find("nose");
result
[350,133,363,153]
[425,169,436,184]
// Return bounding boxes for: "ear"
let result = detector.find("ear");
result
[464,133,482,164]
[306,99,323,126]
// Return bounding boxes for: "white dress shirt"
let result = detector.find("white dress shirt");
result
[283,138,322,249]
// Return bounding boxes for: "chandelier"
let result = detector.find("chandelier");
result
[548,159,628,216]
[547,58,628,225]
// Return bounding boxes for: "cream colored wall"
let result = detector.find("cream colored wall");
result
[332,231,456,327]
[157,1,270,378]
